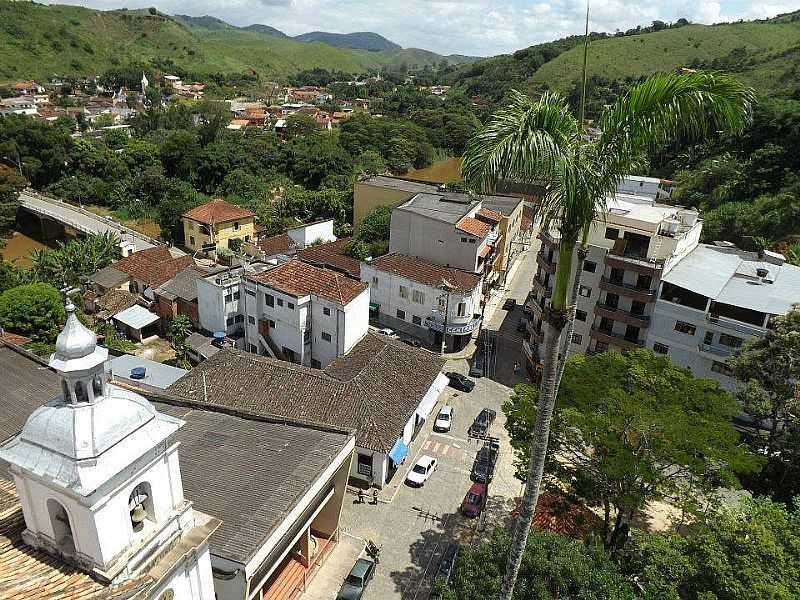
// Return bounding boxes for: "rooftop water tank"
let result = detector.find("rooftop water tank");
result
[130,367,146,380]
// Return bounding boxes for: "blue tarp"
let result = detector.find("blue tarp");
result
[388,439,408,464]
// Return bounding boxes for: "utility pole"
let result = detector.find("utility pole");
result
[439,280,451,354]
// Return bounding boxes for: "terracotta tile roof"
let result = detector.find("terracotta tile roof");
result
[299,238,361,279]
[167,333,445,452]
[249,259,367,305]
[95,289,139,320]
[182,198,254,225]
[256,233,297,257]
[0,480,151,599]
[113,247,195,289]
[369,254,482,292]
[456,216,492,238]
[477,208,503,223]
[478,245,492,258]
[0,332,31,346]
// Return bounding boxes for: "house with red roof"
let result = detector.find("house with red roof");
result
[182,197,256,256]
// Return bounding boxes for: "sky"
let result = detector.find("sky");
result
[46,0,800,56]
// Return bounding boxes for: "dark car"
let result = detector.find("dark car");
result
[336,557,376,600]
[461,482,488,518]
[430,543,461,598]
[502,298,517,310]
[446,371,475,392]
[469,408,496,437]
[471,440,500,483]
[402,338,423,347]
[468,352,485,378]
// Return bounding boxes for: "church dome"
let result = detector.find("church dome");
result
[54,299,97,360]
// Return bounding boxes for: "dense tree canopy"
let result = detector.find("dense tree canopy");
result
[0,282,65,342]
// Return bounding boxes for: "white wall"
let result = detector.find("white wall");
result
[198,277,242,335]
[342,289,370,353]
[288,220,336,247]
[389,210,483,272]
[150,541,216,600]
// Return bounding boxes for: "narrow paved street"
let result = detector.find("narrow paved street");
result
[308,249,537,600]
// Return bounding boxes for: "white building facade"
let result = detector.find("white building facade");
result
[0,299,219,599]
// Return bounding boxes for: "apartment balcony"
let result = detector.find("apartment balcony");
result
[538,229,559,248]
[529,328,544,345]
[536,252,557,275]
[605,251,664,274]
[531,277,552,300]
[589,326,644,351]
[594,304,651,328]
[698,342,733,357]
[599,277,656,303]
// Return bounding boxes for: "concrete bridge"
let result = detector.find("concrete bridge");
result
[18,190,160,254]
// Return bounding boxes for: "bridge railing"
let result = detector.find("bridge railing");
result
[21,189,162,248]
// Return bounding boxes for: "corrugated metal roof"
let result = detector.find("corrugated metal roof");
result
[113,305,160,330]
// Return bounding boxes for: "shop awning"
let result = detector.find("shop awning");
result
[369,302,380,311]
[388,438,408,464]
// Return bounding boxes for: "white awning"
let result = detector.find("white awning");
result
[113,305,159,330]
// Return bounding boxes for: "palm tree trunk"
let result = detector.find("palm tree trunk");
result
[498,240,573,600]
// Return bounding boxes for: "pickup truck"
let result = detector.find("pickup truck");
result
[471,439,500,483]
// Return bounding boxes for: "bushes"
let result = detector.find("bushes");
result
[0,283,64,342]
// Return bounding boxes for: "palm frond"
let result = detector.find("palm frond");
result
[461,90,579,193]
[599,71,755,153]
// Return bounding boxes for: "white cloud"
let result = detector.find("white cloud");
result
[41,0,797,56]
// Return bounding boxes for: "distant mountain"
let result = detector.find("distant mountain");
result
[294,31,401,52]
[173,14,233,31]
[243,24,289,38]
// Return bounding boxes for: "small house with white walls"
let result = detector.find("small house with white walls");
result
[0,298,220,600]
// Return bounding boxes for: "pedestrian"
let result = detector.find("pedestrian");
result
[357,488,365,504]
[372,489,379,505]
[513,361,520,374]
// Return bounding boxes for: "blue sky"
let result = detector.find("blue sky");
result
[49,1,798,56]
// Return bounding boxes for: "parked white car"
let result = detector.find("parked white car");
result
[371,326,399,340]
[434,405,453,432]
[405,455,438,487]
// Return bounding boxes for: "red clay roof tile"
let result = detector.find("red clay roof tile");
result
[182,198,254,225]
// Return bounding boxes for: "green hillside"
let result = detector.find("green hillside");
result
[0,1,470,82]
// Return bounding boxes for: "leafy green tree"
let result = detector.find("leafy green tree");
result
[0,164,26,235]
[0,114,73,187]
[505,351,760,551]
[29,232,121,287]
[155,179,205,243]
[160,129,199,179]
[354,150,386,176]
[441,528,637,600]
[281,136,353,190]
[347,239,370,260]
[0,282,65,342]
[0,257,27,293]
[168,314,192,369]
[462,72,754,599]
[217,168,269,209]
[623,496,800,600]
[728,307,800,502]
[120,139,161,175]
[284,113,320,138]
[354,204,392,256]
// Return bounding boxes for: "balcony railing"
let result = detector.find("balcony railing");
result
[594,304,650,328]
[589,326,644,351]
[698,342,733,357]
[538,230,559,246]
[599,277,656,300]
[531,275,552,298]
[706,314,765,336]
[536,252,557,274]
[605,251,664,273]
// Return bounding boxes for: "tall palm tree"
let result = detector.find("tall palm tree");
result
[462,71,754,600]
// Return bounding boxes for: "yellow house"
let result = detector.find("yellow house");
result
[182,197,256,255]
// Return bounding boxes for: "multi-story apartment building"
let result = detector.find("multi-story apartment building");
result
[524,192,702,374]
[648,244,800,389]
[197,259,369,369]
[361,253,483,352]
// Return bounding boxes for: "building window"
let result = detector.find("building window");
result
[277,298,284,307]
[605,227,619,240]
[235,314,244,323]
[268,319,275,328]
[630,301,646,316]
[226,316,235,326]
[605,293,619,309]
[189,236,195,246]
[265,294,274,307]
[704,331,714,345]
[247,316,256,325]
[578,285,591,298]
[674,321,696,335]
[225,293,233,303]
[396,309,406,320]
[287,302,294,310]
[128,482,154,533]
[594,341,609,353]
[399,285,409,300]
[322,332,332,342]
[356,453,372,477]
[583,260,597,273]
[711,361,734,376]
[653,342,669,354]
[372,276,379,286]
[246,289,256,297]
[719,333,744,348]
[457,302,467,317]
[412,290,425,304]
[233,291,240,300]
[461,237,468,242]
[469,239,476,244]
[575,310,587,322]
[571,333,582,344]
[311,359,322,369]
[233,221,240,231]
[412,315,422,325]
[323,307,331,316]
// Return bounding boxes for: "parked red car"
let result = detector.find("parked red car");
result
[461,482,488,518]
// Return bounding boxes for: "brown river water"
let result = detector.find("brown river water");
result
[402,157,463,184]
[0,231,52,268]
